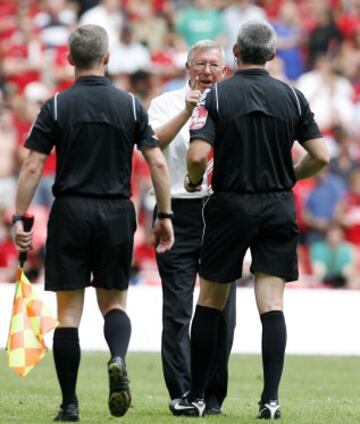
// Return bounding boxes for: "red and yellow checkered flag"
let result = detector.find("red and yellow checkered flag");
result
[7,267,58,377]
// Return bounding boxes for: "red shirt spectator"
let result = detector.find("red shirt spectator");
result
[336,170,360,246]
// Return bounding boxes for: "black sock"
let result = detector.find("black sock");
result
[260,310,287,403]
[104,309,131,359]
[53,327,81,407]
[190,305,221,400]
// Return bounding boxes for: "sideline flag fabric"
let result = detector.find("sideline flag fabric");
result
[7,214,58,377]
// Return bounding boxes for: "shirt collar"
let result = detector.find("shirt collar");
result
[75,75,112,85]
[235,68,269,76]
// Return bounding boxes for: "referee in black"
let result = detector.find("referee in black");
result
[176,20,330,419]
[13,24,174,422]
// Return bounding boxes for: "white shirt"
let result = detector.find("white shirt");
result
[222,4,266,65]
[79,6,123,48]
[148,85,209,199]
[296,70,355,130]
[108,43,151,74]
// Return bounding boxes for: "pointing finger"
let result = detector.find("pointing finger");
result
[191,76,200,91]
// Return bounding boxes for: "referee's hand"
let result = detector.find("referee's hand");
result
[185,77,201,114]
[13,221,33,252]
[153,218,175,253]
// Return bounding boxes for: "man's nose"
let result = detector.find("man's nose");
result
[202,63,212,73]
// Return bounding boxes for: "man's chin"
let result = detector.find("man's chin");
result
[200,82,212,90]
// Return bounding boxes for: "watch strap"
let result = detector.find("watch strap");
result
[157,211,174,220]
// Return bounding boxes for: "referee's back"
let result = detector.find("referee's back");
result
[191,69,321,194]
[25,76,154,199]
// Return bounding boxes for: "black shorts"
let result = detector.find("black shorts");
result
[199,191,299,283]
[45,196,136,291]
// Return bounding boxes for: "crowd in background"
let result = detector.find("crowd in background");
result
[0,0,360,288]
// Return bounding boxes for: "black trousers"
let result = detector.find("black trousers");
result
[156,198,236,404]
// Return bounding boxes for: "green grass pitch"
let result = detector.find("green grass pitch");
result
[0,351,359,423]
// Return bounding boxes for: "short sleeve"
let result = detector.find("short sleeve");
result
[24,99,57,155]
[134,97,160,149]
[189,87,216,146]
[294,88,322,144]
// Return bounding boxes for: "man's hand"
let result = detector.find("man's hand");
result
[14,221,33,252]
[184,174,202,193]
[153,218,175,253]
[185,77,201,114]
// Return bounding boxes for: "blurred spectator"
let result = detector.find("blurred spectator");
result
[337,0,360,41]
[128,0,168,53]
[328,125,360,185]
[73,0,99,18]
[310,223,355,288]
[150,25,188,81]
[79,0,124,47]
[302,168,347,244]
[0,1,17,43]
[0,208,17,283]
[0,104,17,209]
[51,44,75,91]
[272,0,303,81]
[222,0,267,66]
[1,14,44,95]
[129,70,160,108]
[297,54,355,132]
[175,0,225,47]
[336,15,360,85]
[108,25,151,76]
[131,149,151,211]
[307,8,342,68]
[132,213,158,285]
[260,0,284,19]
[33,0,76,48]
[335,169,360,246]
[266,56,288,82]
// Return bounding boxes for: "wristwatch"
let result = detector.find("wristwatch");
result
[185,174,203,189]
[12,214,25,224]
[157,211,174,220]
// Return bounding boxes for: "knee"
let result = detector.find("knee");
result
[198,292,227,310]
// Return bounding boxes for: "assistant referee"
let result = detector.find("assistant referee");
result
[13,24,174,422]
[177,20,330,419]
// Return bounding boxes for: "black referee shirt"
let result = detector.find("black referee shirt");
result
[189,68,322,194]
[25,76,159,198]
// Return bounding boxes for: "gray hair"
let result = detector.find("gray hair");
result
[236,20,277,65]
[68,24,109,69]
[187,40,226,64]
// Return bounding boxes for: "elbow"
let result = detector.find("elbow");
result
[150,156,168,172]
[317,151,330,168]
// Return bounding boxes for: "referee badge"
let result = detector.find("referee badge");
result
[190,105,208,130]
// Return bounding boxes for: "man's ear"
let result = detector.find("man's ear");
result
[233,43,239,59]
[103,51,110,65]
[268,52,276,62]
[67,53,75,66]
